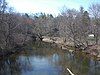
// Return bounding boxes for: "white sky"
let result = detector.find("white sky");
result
[6,0,100,16]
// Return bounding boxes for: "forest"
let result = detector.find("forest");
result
[0,0,100,57]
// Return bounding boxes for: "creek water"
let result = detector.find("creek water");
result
[0,42,100,75]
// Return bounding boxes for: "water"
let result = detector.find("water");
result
[0,42,100,75]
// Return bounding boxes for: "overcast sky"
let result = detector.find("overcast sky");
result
[6,0,100,16]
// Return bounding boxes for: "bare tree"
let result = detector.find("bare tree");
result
[89,3,100,45]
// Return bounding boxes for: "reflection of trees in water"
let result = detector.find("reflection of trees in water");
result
[18,56,33,72]
[46,49,100,75]
[0,42,100,75]
[31,42,100,75]
[0,55,33,75]
[0,56,21,75]
[54,51,100,75]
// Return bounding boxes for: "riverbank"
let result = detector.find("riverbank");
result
[0,45,25,60]
[0,34,42,59]
[42,36,100,60]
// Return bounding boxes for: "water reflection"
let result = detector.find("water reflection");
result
[0,42,100,75]
[0,55,21,75]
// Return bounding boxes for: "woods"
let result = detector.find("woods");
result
[0,0,100,57]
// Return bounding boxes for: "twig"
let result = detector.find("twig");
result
[67,68,75,75]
